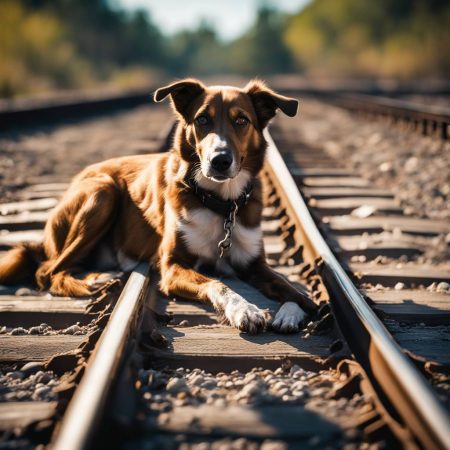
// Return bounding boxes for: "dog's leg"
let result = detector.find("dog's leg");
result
[160,262,268,333]
[240,259,317,333]
[37,176,118,296]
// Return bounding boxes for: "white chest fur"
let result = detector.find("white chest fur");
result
[179,208,262,268]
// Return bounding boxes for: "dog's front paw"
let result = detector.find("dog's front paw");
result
[272,302,306,333]
[224,294,268,334]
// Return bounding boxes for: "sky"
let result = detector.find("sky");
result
[118,0,310,41]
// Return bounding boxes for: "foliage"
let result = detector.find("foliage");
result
[0,0,92,97]
[0,0,449,97]
[227,7,294,76]
[284,0,450,78]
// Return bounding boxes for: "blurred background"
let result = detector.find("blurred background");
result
[0,0,449,98]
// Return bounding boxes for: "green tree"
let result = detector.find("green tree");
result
[228,7,295,75]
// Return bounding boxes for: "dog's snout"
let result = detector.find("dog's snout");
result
[210,152,232,172]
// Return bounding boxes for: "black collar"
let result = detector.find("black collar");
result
[187,177,253,217]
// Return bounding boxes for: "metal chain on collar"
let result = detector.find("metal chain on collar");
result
[217,201,238,258]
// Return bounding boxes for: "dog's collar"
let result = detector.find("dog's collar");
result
[187,177,253,217]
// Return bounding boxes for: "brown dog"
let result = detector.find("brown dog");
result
[0,79,317,333]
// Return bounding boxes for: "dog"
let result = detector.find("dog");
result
[0,78,317,333]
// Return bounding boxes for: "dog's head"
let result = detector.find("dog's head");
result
[154,78,298,183]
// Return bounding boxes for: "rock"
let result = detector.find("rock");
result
[11,327,28,335]
[273,381,287,391]
[7,371,24,380]
[261,440,288,450]
[21,362,44,376]
[33,386,51,399]
[177,320,190,327]
[166,377,189,394]
[190,374,205,386]
[244,373,257,383]
[201,379,217,390]
[63,325,82,335]
[237,381,262,399]
[29,326,42,335]
[15,287,33,296]
[394,282,405,290]
[291,381,307,391]
[292,390,306,399]
[404,156,419,173]
[34,371,51,384]
[436,282,450,293]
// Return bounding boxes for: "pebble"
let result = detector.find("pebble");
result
[29,326,42,335]
[177,320,190,327]
[7,371,24,380]
[394,282,405,290]
[10,327,28,335]
[237,381,262,399]
[436,282,450,293]
[273,381,288,391]
[136,362,374,446]
[166,377,189,394]
[63,324,82,335]
[34,371,51,384]
[190,374,204,386]
[21,362,44,376]
[15,287,33,296]
[260,440,289,450]
[201,379,217,390]
[33,386,51,399]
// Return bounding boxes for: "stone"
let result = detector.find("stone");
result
[166,377,189,394]
[21,362,44,376]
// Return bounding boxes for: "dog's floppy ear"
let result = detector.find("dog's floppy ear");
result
[245,79,298,129]
[154,79,205,118]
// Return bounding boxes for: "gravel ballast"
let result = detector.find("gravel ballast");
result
[135,365,384,449]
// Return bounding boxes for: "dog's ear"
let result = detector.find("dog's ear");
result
[154,79,205,118]
[245,79,298,129]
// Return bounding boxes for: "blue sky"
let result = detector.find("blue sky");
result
[118,0,309,41]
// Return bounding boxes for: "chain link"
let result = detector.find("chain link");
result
[218,201,238,258]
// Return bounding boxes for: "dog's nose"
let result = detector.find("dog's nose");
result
[210,152,232,172]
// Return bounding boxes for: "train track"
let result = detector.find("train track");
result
[0,92,449,449]
[329,94,450,140]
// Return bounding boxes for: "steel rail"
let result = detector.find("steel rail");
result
[52,263,150,450]
[333,93,450,139]
[264,129,450,450]
[0,88,155,130]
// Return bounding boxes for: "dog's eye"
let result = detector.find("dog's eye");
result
[195,115,209,126]
[235,116,249,127]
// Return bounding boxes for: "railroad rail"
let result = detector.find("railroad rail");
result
[330,93,450,140]
[0,91,449,449]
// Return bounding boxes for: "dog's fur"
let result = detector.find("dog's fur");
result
[0,79,317,333]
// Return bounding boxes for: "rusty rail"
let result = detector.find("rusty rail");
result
[264,129,450,450]
[52,263,150,450]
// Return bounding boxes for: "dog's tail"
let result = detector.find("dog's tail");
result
[0,243,45,285]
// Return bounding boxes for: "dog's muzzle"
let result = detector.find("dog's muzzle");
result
[205,150,236,181]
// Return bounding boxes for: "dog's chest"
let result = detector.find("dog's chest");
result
[179,208,262,267]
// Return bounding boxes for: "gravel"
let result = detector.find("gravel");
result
[0,321,92,336]
[277,99,450,221]
[0,104,170,201]
[136,365,382,449]
[0,364,59,402]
